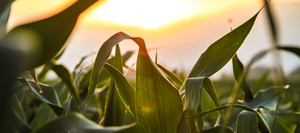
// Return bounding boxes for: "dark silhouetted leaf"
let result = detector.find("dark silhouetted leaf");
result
[232,54,253,101]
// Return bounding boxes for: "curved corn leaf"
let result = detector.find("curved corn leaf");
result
[51,64,81,104]
[136,37,183,133]
[20,79,65,116]
[258,108,296,133]
[1,105,32,133]
[187,12,259,78]
[0,0,14,38]
[199,126,234,133]
[233,54,253,101]
[157,63,183,88]
[179,77,205,133]
[218,86,288,130]
[239,86,288,110]
[33,113,145,133]
[74,52,96,71]
[253,70,270,94]
[89,32,183,132]
[185,104,271,133]
[277,46,300,58]
[30,103,56,129]
[103,44,126,126]
[275,112,300,124]
[236,111,258,133]
[104,63,136,117]
[4,0,98,70]
[244,50,269,77]
[10,94,27,122]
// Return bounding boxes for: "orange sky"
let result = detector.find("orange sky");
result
[7,0,300,78]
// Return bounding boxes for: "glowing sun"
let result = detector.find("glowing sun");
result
[90,0,198,29]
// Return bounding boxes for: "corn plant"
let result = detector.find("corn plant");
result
[1,0,300,133]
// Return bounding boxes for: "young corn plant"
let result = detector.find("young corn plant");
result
[1,0,300,133]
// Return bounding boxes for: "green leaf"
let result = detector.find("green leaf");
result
[104,63,136,117]
[185,104,271,133]
[236,111,259,133]
[0,0,14,38]
[157,63,183,88]
[180,77,205,133]
[33,113,145,133]
[277,46,300,58]
[1,105,32,133]
[199,126,234,133]
[51,64,81,104]
[4,0,98,70]
[253,70,270,94]
[276,112,300,124]
[239,86,288,110]
[88,32,183,132]
[10,94,27,122]
[103,44,126,126]
[187,12,258,78]
[232,54,253,101]
[53,81,70,104]
[136,37,183,133]
[260,108,296,133]
[30,103,56,129]
[20,79,65,116]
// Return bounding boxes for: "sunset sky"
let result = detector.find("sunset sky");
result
[7,0,300,78]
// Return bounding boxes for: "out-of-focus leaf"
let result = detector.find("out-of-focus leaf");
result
[232,54,253,101]
[30,103,56,129]
[38,48,65,81]
[0,44,23,127]
[199,126,234,133]
[277,46,300,58]
[51,64,81,104]
[272,117,296,133]
[21,79,65,116]
[258,108,296,133]
[4,0,98,70]
[236,111,258,133]
[74,52,95,71]
[104,63,135,117]
[186,12,258,78]
[264,0,277,42]
[253,70,270,94]
[0,0,14,38]
[218,86,288,130]
[239,86,288,110]
[157,63,183,88]
[186,104,271,133]
[33,113,145,133]
[103,44,126,126]
[53,81,70,104]
[244,50,269,77]
[10,94,27,122]
[276,112,300,124]
[1,105,32,133]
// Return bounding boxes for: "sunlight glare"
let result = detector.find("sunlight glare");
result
[90,0,198,28]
